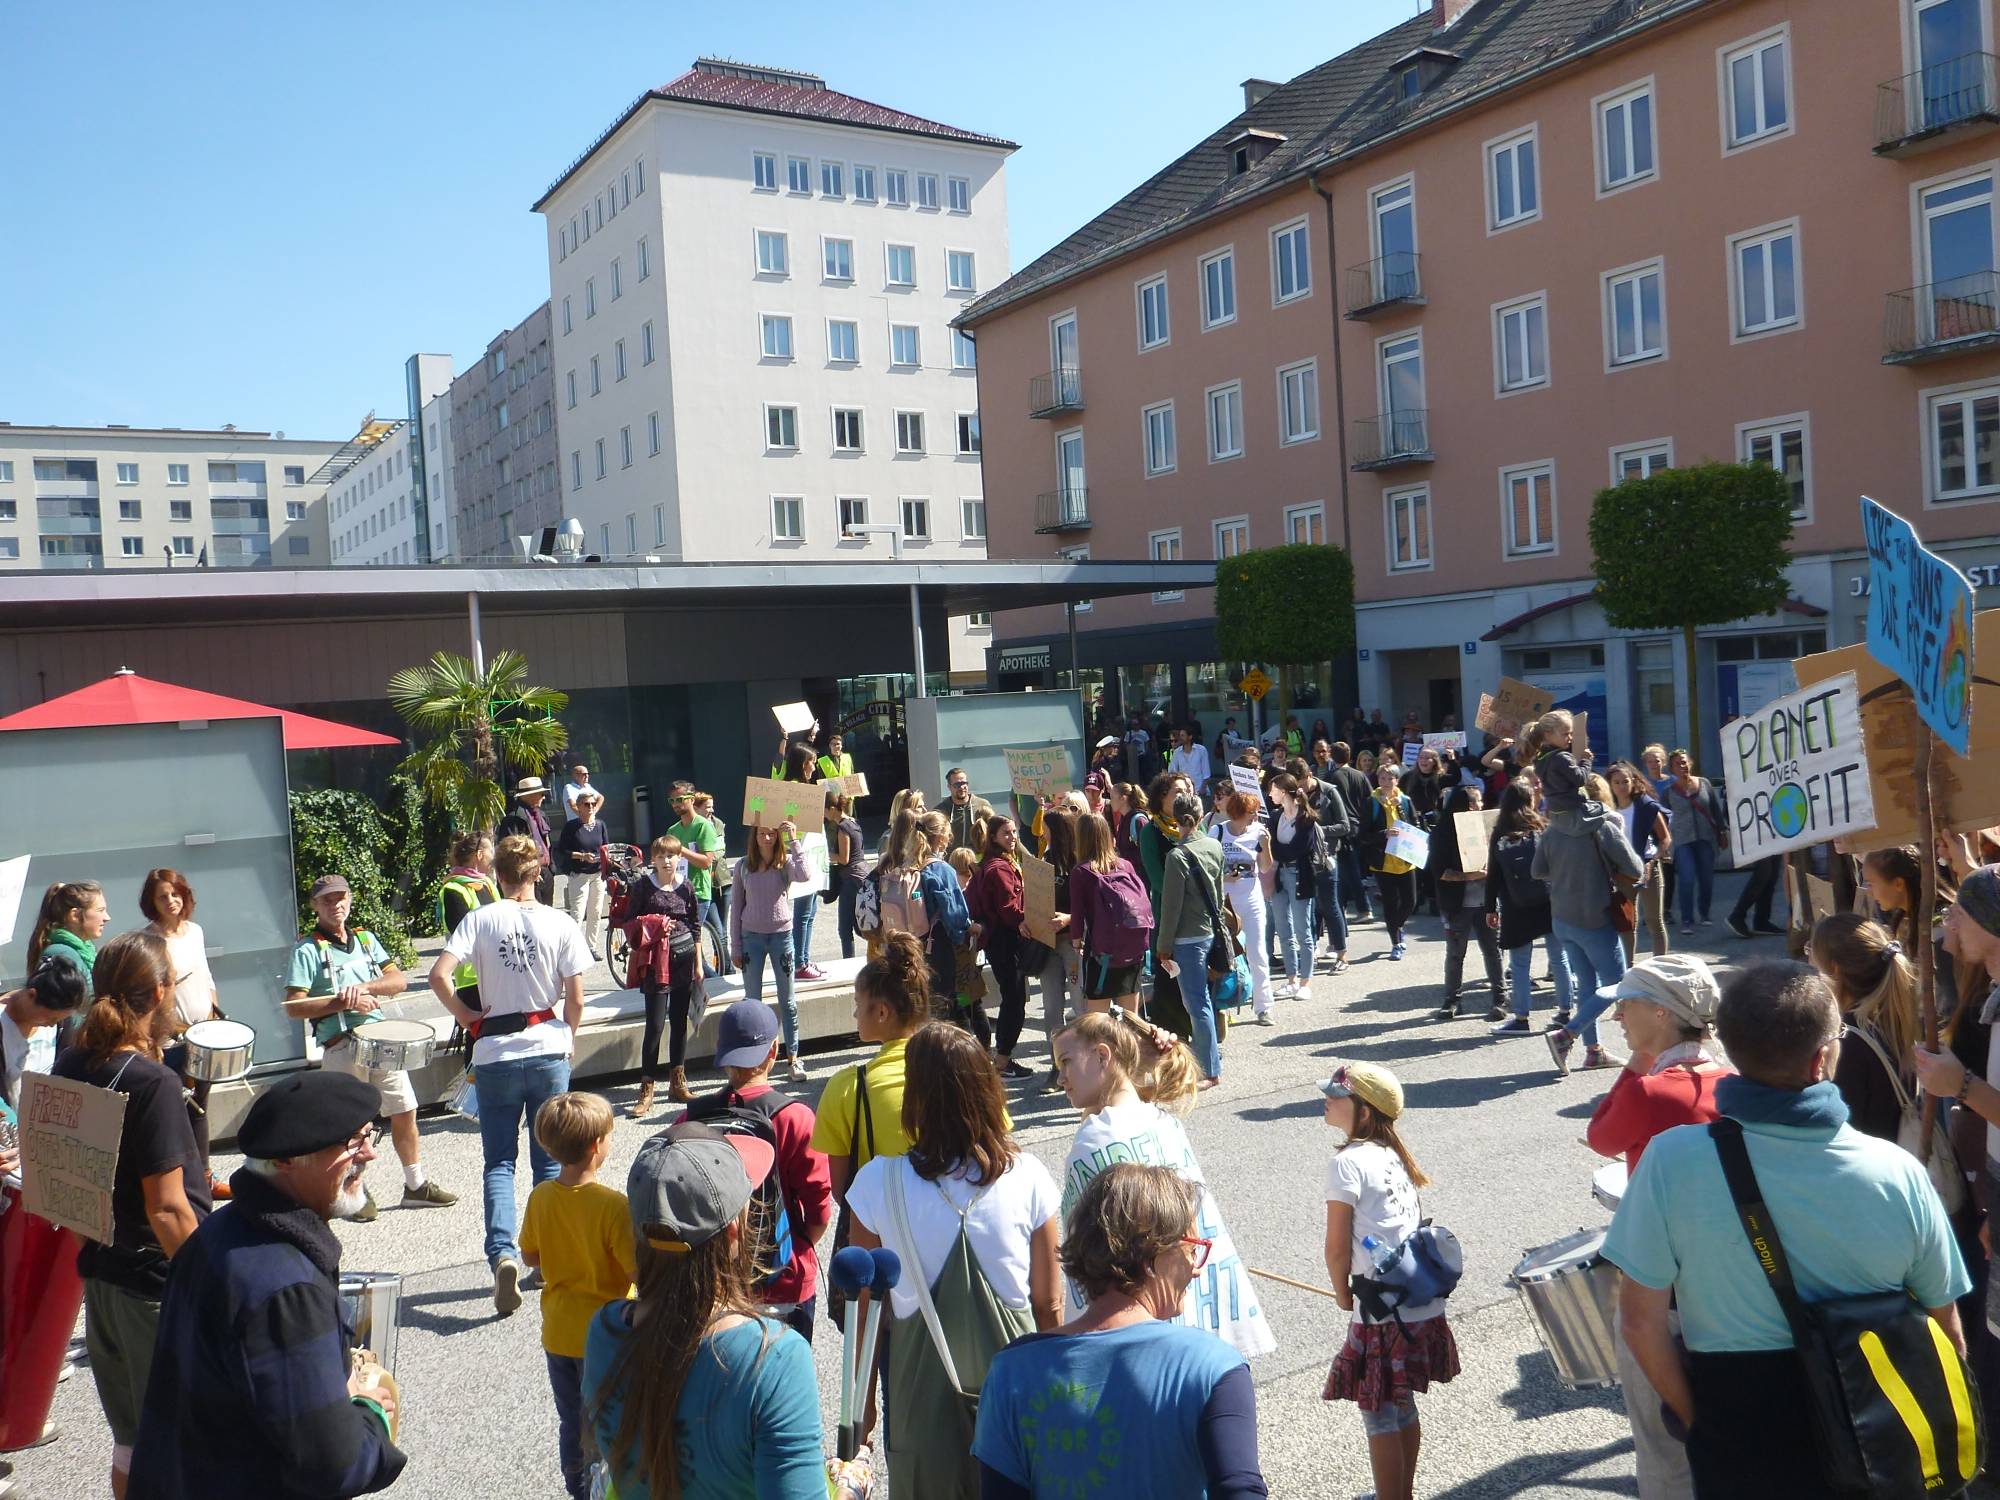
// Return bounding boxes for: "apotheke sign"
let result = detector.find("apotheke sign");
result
[1851,562,2000,596]
[998,644,1052,672]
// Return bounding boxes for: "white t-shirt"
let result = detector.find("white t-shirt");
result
[845,1151,1060,1321]
[1325,1140,1444,1325]
[151,921,217,1029]
[443,899,592,1065]
[1063,1101,1275,1357]
[1,1009,55,1112]
[562,779,597,820]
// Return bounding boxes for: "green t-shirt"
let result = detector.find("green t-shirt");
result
[671,816,721,901]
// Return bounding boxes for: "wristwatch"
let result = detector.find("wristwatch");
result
[1957,1070,1975,1104]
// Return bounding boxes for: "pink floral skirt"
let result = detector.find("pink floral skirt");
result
[1323,1314,1461,1410]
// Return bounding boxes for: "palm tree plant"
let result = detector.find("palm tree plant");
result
[387,650,569,833]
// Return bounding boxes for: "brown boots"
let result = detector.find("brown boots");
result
[633,1078,657,1119]
[667,1066,693,1104]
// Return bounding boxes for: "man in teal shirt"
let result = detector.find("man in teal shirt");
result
[667,782,727,976]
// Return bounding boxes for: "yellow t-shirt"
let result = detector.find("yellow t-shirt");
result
[519,1179,636,1358]
[809,1035,1011,1168]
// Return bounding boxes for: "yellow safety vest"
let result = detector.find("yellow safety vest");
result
[436,875,499,991]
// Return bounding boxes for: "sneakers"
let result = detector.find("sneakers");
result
[794,966,813,981]
[1582,1047,1618,1070]
[1726,915,1753,939]
[1485,1005,1509,1022]
[1753,923,1786,935]
[1680,922,1694,936]
[1273,979,1297,1000]
[1491,1016,1533,1036]
[787,1054,809,1081]
[494,1258,524,1317]
[1331,957,1350,974]
[633,1078,657,1119]
[1546,1029,1575,1076]
[1389,943,1406,961]
[1432,1003,1457,1021]
[350,1188,380,1223]
[1251,1011,1276,1027]
[402,1180,458,1208]
[997,1057,1034,1079]
[1293,983,1312,1002]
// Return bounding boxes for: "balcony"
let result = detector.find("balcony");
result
[206,480,268,501]
[1350,410,1434,470]
[1884,272,2000,363]
[1027,368,1084,418]
[33,478,98,500]
[1876,52,2000,155]
[36,499,101,535]
[1344,252,1425,318]
[1035,488,1091,533]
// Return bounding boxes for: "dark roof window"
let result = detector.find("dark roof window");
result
[1227,127,1287,175]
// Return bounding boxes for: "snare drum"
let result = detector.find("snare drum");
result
[338,1271,404,1376]
[351,1019,436,1073]
[1509,1228,1622,1390]
[1591,1160,1628,1213]
[181,1019,256,1082]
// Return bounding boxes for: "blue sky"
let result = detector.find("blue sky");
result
[1,1,1418,440]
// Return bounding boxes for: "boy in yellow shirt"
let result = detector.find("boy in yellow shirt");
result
[521,1092,635,1500]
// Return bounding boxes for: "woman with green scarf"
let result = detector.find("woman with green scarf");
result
[27,879,108,985]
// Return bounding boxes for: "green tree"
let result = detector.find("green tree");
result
[288,789,417,965]
[1214,544,1356,736]
[1589,462,1793,761]
[387,650,569,834]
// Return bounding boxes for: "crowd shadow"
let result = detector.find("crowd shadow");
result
[396,1276,513,1337]
[1403,1070,1562,1109]
[1429,1440,1638,1499]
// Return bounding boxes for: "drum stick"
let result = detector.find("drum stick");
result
[1247,1266,1345,1302]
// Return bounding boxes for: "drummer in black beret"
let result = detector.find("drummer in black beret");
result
[127,1072,408,1499]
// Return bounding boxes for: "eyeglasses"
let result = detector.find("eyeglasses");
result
[337,1123,387,1158]
[1180,1235,1214,1271]
[949,779,968,790]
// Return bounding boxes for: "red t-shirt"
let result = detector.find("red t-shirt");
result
[676,1082,833,1306]
[1586,1060,1729,1171]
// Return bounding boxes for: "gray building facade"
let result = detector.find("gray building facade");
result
[449,301,559,562]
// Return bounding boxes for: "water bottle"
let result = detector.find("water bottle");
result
[1360,1234,1401,1276]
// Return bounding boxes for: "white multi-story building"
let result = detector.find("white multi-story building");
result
[327,355,453,567]
[420,383,458,561]
[533,59,1013,644]
[0,424,337,570]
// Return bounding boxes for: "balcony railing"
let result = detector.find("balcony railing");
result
[32,478,99,500]
[1027,368,1084,418]
[1344,252,1424,318]
[1884,271,2000,362]
[1350,410,1434,470]
[1876,52,2000,154]
[1035,488,1091,533]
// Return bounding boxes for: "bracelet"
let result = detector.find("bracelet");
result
[1958,1071,1975,1104]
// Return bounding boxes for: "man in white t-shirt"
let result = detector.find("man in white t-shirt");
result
[561,762,597,822]
[1168,726,1212,790]
[429,832,591,1315]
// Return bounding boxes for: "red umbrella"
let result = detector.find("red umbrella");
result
[0,669,400,751]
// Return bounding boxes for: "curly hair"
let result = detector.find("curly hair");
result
[1059,1163,1198,1301]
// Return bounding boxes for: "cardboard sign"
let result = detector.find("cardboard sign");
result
[1490,677,1553,732]
[1571,712,1590,762]
[1722,673,1876,861]
[1422,731,1467,756]
[1005,746,1071,799]
[19,1072,126,1244]
[771,701,816,736]
[740,775,827,829]
[1454,808,1500,872]
[1474,692,1514,738]
[1385,823,1430,867]
[1805,872,1835,929]
[839,772,870,800]
[787,831,829,901]
[1021,855,1060,946]
[1862,496,1974,757]
[1228,764,1264,800]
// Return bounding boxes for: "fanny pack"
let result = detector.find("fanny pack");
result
[470,1007,557,1040]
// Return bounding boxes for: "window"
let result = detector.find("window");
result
[853,165,877,202]
[766,405,799,450]
[0,461,11,481]
[961,496,987,538]
[170,498,191,521]
[886,243,916,286]
[1604,259,1667,366]
[1200,248,1237,328]
[901,496,931,538]
[1278,360,1320,443]
[1214,517,1250,557]
[1371,178,1417,274]
[167,463,188,485]
[1722,28,1791,149]
[638,237,650,280]
[1143,401,1177,476]
[787,156,811,193]
[896,411,926,454]
[172,535,193,557]
[112,462,137,484]
[1137,275,1170,350]
[885,168,909,206]
[614,340,627,381]
[579,210,588,243]
[1150,529,1184,601]
[1597,81,1657,192]
[1501,462,1558,555]
[1378,332,1425,430]
[288,536,310,557]
[594,439,607,479]
[1207,382,1244,461]
[840,496,869,532]
[606,185,617,221]
[562,296,573,334]
[0,538,17,558]
[590,355,601,394]
[654,503,666,545]
[120,536,143,557]
[620,426,633,469]
[622,512,636,553]
[773,495,804,540]
[1730,221,1800,338]
[1271,219,1312,302]
[1387,486,1433,571]
[834,408,865,452]
[598,523,610,554]
[756,229,788,276]
[1930,384,2000,501]
[586,278,596,317]
[571,450,582,489]
[0,498,14,519]
[957,412,981,455]
[891,324,920,367]
[566,370,578,408]
[1285,502,1325,545]
[761,314,794,359]
[947,175,971,212]
[753,151,778,190]
[117,498,141,520]
[1611,440,1673,483]
[1739,415,1811,519]
[828,319,860,363]
[1495,294,1550,393]
[824,237,854,281]
[611,258,622,300]
[951,328,976,370]
[915,173,940,210]
[946,250,976,293]
[820,160,844,198]
[642,321,656,365]
[648,412,662,456]
[286,500,306,520]
[1484,127,1540,232]
[635,157,645,195]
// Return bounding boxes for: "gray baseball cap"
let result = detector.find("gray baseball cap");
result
[627,1122,773,1253]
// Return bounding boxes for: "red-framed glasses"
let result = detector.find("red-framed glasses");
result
[1181,1235,1214,1270]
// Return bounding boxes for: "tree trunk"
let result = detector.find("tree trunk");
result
[1682,621,1701,770]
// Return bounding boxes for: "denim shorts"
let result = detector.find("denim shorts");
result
[1358,1396,1420,1436]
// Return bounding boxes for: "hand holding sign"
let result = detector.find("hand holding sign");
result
[772,701,817,736]
[20,1073,126,1244]
[1004,746,1071,799]
[1720,673,1875,860]
[1228,764,1264,800]
[1862,497,1974,757]
[1022,856,1060,946]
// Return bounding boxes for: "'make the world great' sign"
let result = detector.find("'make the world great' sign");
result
[1721,672,1875,860]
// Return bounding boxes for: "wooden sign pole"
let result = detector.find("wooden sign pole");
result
[1916,722,1939,1167]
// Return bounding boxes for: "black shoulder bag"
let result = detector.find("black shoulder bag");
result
[1710,1119,1984,1498]
[824,1063,875,1330]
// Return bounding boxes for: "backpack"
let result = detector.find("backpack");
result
[682,1087,800,1293]
[875,865,933,940]
[1354,1221,1465,1329]
[1084,863,1153,965]
[1493,833,1548,909]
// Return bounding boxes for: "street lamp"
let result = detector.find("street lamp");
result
[843,523,926,699]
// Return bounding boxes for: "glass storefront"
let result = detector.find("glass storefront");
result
[1186,659,1251,735]
[1117,662,1175,723]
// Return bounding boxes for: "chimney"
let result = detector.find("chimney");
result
[1241,78,1280,110]
[1431,0,1478,28]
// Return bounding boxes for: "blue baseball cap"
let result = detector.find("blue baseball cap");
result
[714,1000,780,1068]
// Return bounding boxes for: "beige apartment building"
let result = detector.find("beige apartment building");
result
[0,424,337,571]
[963,0,2000,764]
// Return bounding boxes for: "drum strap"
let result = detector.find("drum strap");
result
[471,1008,556,1040]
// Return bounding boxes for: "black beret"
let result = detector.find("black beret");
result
[237,1071,380,1159]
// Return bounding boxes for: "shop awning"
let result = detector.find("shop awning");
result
[1480,590,1827,642]
[0,669,400,750]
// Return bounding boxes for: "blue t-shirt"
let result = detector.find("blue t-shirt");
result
[1603,1117,1971,1353]
[972,1320,1247,1497]
[582,1307,822,1500]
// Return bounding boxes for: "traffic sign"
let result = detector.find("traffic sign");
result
[1238,668,1272,700]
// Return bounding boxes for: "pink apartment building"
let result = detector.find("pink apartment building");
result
[961,0,2000,766]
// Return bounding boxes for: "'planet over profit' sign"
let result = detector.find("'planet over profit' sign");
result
[1721,672,1875,860]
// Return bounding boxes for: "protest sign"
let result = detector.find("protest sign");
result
[787,832,830,901]
[1572,712,1590,760]
[1805,873,1835,928]
[1385,823,1430,867]
[0,854,26,946]
[19,1072,126,1244]
[1422,731,1467,756]
[740,775,826,829]
[1228,764,1263,800]
[1453,809,1499,872]
[1004,746,1071,799]
[1022,856,1060,946]
[1401,742,1420,768]
[1721,673,1875,861]
[771,701,816,736]
[1474,693,1513,737]
[839,772,870,800]
[1491,677,1553,730]
[1862,496,1974,757]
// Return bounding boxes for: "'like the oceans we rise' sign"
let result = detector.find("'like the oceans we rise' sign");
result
[1721,672,1875,860]
[1862,496,1974,756]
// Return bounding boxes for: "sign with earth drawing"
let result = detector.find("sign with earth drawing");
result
[1720,672,1875,861]
[740,775,828,829]
[1862,496,1974,757]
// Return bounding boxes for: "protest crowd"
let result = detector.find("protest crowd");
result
[2,682,1995,1500]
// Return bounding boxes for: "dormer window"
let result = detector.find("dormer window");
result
[1389,45,1459,106]
[1227,127,1287,176]
[1398,65,1421,101]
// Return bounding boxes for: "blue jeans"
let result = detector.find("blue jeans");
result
[1174,936,1221,1080]
[1553,918,1628,1048]
[1315,866,1348,953]
[742,928,799,1051]
[1338,843,1372,918]
[792,892,818,970]
[836,874,859,959]
[475,1052,570,1267]
[546,1352,588,1499]
[1271,875,1316,984]
[1677,842,1716,925]
[1508,931,1577,1020]
[698,896,731,976]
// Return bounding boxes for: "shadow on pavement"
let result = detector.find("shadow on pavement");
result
[398,1276,515,1337]
[1430,1439,1638,1499]
[1404,1071,1560,1109]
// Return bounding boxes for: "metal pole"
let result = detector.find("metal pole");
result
[1067,602,1079,692]
[895,533,927,699]
[467,591,485,673]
